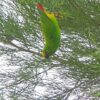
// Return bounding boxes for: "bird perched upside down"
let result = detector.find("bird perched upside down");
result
[37,3,61,58]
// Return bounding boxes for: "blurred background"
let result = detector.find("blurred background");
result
[0,0,100,100]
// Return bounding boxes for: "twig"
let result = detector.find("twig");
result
[9,42,40,56]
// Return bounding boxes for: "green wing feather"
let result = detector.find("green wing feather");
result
[37,3,61,58]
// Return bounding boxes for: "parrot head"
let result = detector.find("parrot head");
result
[40,51,49,59]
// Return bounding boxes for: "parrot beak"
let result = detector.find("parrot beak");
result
[40,51,49,59]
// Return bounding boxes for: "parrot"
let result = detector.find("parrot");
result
[37,3,61,58]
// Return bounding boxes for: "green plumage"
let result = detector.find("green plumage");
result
[37,4,61,58]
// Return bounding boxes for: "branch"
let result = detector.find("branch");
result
[9,42,40,56]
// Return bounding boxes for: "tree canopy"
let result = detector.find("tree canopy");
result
[0,0,100,100]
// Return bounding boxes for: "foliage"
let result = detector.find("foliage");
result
[0,0,100,100]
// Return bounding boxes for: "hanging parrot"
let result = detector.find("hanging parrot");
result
[37,3,61,58]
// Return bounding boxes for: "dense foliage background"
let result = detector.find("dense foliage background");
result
[0,0,100,100]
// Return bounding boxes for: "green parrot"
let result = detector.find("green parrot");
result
[37,3,61,58]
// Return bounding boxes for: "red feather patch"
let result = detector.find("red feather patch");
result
[37,3,45,13]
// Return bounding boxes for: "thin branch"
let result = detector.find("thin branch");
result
[9,42,40,56]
